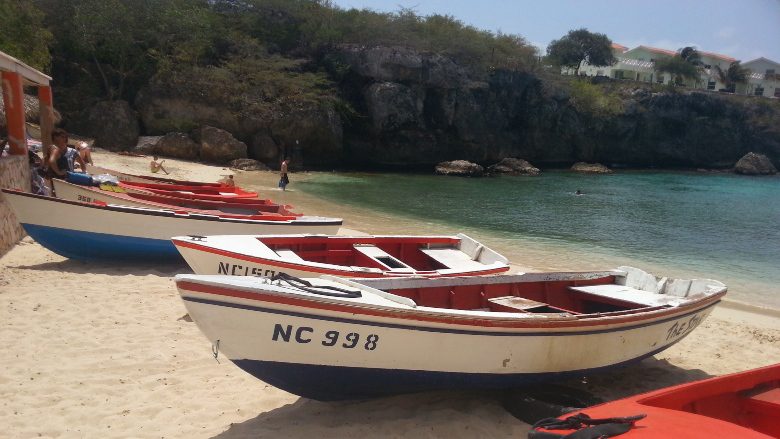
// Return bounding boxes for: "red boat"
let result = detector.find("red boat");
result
[530,363,780,438]
[119,181,259,200]
[52,179,299,219]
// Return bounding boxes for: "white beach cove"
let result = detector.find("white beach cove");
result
[0,150,779,438]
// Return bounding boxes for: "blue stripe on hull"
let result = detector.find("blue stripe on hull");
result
[232,348,665,401]
[22,223,182,261]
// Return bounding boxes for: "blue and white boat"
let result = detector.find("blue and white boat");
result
[175,267,726,400]
[1,189,342,261]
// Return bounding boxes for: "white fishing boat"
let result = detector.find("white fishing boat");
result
[172,233,510,278]
[175,267,726,400]
[2,189,341,260]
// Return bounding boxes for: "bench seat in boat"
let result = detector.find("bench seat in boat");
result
[568,284,685,307]
[419,247,490,271]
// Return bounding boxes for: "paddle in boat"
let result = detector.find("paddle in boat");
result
[174,266,726,400]
[119,181,258,200]
[52,178,299,218]
[529,363,780,438]
[171,233,510,278]
[2,189,342,261]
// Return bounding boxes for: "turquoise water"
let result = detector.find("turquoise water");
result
[298,171,780,308]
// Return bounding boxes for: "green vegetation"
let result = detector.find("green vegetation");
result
[546,28,616,75]
[568,79,623,117]
[0,0,52,71]
[3,0,536,121]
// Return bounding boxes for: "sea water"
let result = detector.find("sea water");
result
[291,171,780,309]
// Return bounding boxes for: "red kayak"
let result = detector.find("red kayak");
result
[119,181,259,200]
[529,363,780,438]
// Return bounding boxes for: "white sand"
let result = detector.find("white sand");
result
[1,151,779,438]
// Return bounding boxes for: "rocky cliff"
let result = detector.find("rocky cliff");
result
[83,45,779,170]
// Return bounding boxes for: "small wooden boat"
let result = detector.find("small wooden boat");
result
[174,266,726,400]
[2,189,342,261]
[52,178,299,217]
[530,363,780,438]
[119,181,259,199]
[86,164,224,187]
[172,233,510,278]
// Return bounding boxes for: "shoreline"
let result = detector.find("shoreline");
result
[1,150,778,438]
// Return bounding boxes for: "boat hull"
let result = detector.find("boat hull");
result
[177,278,720,400]
[3,190,341,261]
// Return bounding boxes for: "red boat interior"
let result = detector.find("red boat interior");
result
[260,236,460,272]
[120,181,257,197]
[381,276,663,315]
[637,372,780,437]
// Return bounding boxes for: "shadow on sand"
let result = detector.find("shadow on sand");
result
[211,358,711,438]
[8,258,191,277]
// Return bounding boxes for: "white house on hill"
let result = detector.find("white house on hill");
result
[741,57,780,98]
[573,44,779,98]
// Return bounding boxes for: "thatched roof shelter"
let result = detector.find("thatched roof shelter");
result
[0,93,61,128]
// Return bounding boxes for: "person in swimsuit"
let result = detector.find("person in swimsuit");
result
[278,157,290,190]
[150,156,169,174]
[48,128,86,178]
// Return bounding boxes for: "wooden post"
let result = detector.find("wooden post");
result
[37,85,53,162]
[1,71,27,156]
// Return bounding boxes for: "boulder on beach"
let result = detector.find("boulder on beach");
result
[435,160,484,177]
[734,152,777,175]
[154,132,199,160]
[194,126,247,163]
[487,158,540,176]
[571,162,613,174]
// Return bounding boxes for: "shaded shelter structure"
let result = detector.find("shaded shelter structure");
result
[0,50,53,255]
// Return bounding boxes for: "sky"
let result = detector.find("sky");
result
[330,0,780,63]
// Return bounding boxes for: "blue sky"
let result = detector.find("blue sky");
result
[330,0,780,63]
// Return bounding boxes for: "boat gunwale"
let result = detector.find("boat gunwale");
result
[2,189,343,226]
[175,277,726,330]
[171,236,511,277]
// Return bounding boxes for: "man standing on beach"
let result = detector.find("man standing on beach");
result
[279,157,290,190]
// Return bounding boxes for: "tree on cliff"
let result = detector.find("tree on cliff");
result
[714,61,749,93]
[546,29,616,75]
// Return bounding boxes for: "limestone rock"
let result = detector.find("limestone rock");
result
[734,152,777,175]
[133,136,161,154]
[269,104,343,168]
[571,162,613,174]
[229,158,269,171]
[154,132,199,160]
[77,100,139,151]
[249,132,280,163]
[435,160,484,177]
[365,82,419,132]
[195,126,247,163]
[488,158,541,176]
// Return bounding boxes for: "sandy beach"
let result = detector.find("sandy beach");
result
[1,151,779,438]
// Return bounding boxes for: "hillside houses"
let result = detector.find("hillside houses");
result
[572,44,780,98]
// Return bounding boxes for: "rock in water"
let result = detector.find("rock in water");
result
[571,162,613,174]
[488,158,541,176]
[435,160,484,177]
[734,152,777,175]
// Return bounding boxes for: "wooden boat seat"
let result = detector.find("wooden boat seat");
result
[275,248,305,262]
[419,247,489,271]
[568,284,683,307]
[353,245,414,272]
[487,296,548,312]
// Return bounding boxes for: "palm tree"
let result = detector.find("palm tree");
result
[679,47,702,66]
[714,61,749,93]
